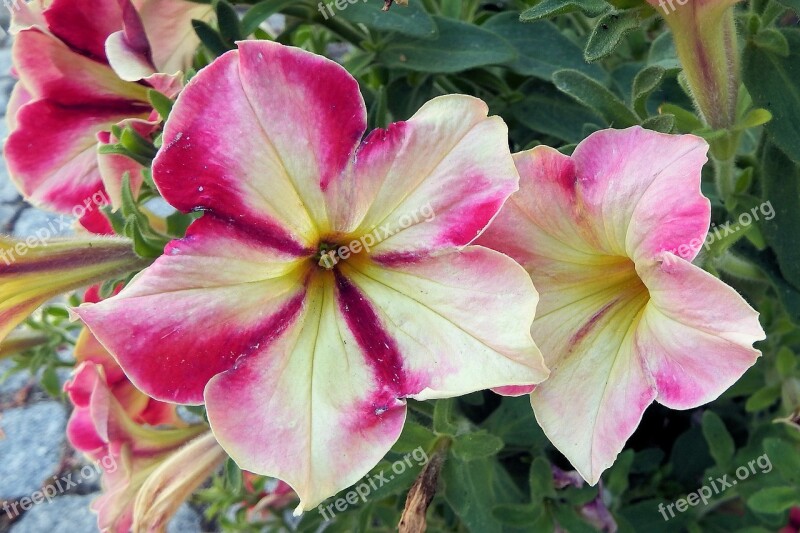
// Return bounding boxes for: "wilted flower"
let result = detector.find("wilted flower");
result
[0,235,145,345]
[479,126,764,483]
[646,0,741,129]
[76,40,548,511]
[65,361,209,532]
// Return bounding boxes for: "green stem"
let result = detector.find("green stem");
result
[713,154,737,204]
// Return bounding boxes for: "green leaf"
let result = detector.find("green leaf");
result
[442,456,524,533]
[520,0,611,22]
[762,438,800,484]
[378,17,515,73]
[776,347,797,377]
[481,396,549,448]
[585,9,641,62]
[529,457,556,502]
[147,90,174,121]
[225,458,243,490]
[241,0,296,35]
[193,18,234,57]
[659,103,703,132]
[641,113,675,132]
[745,384,781,412]
[760,142,800,289]
[338,0,436,39]
[393,420,437,453]
[733,108,773,131]
[747,486,800,514]
[752,28,790,56]
[775,0,800,11]
[743,29,800,163]
[482,13,605,81]
[736,243,800,324]
[553,69,639,127]
[701,411,735,469]
[215,0,244,43]
[606,449,634,495]
[452,431,504,461]
[40,366,61,398]
[433,398,459,435]
[633,65,667,118]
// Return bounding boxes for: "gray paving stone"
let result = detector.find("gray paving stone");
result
[0,402,67,498]
[0,358,31,397]
[9,493,97,533]
[168,504,204,533]
[11,208,74,239]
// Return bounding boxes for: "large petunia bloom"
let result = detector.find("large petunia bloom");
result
[75,41,548,511]
[4,0,208,216]
[478,127,764,484]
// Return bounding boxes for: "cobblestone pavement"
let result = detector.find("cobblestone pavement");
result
[0,27,206,533]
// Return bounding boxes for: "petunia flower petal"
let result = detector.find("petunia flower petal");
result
[42,0,125,63]
[6,100,148,211]
[74,217,310,405]
[13,28,149,105]
[637,254,764,409]
[343,247,549,397]
[153,41,367,248]
[327,95,519,258]
[569,127,710,261]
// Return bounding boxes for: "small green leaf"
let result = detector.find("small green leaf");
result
[378,17,514,73]
[241,0,295,35]
[747,486,800,514]
[752,28,790,56]
[520,0,611,21]
[40,366,61,398]
[776,347,797,377]
[641,113,675,132]
[225,458,243,490]
[763,438,800,484]
[743,29,800,163]
[529,457,556,502]
[760,142,800,289]
[338,0,437,39]
[452,431,504,461]
[701,411,735,469]
[433,398,458,435]
[633,65,667,118]
[147,90,174,120]
[193,19,234,57]
[482,13,606,81]
[659,103,703,131]
[215,0,243,43]
[585,9,641,62]
[553,69,639,127]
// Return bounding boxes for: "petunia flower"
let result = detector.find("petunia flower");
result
[4,0,207,218]
[0,235,146,345]
[478,126,764,484]
[65,362,210,533]
[75,40,548,511]
[75,285,183,427]
[645,0,741,129]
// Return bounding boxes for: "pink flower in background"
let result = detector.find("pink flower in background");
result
[479,127,764,484]
[76,41,548,511]
[4,0,209,219]
[65,362,208,532]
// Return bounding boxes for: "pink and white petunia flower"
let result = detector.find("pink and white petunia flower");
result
[65,362,210,533]
[75,41,548,512]
[478,126,765,484]
[4,0,206,218]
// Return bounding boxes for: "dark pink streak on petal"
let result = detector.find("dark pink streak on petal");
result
[117,290,307,404]
[183,213,313,258]
[371,250,430,267]
[334,271,424,434]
